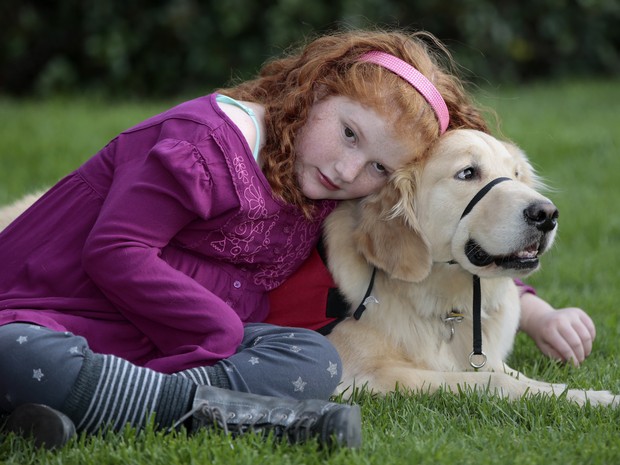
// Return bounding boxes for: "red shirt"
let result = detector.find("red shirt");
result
[266,247,342,333]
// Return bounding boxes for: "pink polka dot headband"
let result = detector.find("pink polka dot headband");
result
[359,51,450,135]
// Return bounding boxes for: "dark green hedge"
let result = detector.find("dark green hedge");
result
[1,0,618,97]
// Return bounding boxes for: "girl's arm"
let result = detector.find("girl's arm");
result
[82,138,244,372]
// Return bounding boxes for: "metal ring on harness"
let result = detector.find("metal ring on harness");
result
[469,351,488,369]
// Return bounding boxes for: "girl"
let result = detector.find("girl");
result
[0,29,485,449]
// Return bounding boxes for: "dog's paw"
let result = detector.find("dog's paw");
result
[565,388,617,407]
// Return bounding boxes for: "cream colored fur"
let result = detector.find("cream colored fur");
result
[325,129,617,406]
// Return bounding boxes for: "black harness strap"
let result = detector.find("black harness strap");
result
[317,235,378,324]
[472,275,482,355]
[459,177,512,369]
[353,267,377,320]
[460,177,511,219]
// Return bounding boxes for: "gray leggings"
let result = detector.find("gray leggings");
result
[0,322,342,413]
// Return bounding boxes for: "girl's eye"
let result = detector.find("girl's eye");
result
[456,167,476,180]
[372,162,387,175]
[344,126,356,140]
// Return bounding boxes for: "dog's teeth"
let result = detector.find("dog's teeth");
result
[514,242,540,260]
[516,250,537,259]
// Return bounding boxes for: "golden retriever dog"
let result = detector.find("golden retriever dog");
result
[324,129,617,406]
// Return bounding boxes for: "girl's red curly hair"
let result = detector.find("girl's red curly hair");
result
[218,29,489,218]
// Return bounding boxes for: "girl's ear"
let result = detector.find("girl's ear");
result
[352,170,432,282]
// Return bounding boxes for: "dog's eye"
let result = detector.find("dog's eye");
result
[456,167,476,180]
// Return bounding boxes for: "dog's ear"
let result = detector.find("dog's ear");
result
[353,169,433,282]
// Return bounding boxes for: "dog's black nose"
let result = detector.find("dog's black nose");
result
[524,202,559,232]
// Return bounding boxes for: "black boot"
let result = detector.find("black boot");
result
[175,385,362,448]
[3,404,76,449]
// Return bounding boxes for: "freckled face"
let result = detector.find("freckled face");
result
[294,95,413,201]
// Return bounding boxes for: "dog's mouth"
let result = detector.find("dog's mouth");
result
[464,239,542,270]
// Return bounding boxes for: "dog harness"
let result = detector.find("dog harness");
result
[457,177,511,368]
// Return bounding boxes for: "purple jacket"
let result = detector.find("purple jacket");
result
[0,94,336,373]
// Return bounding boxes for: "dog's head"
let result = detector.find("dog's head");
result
[353,129,558,281]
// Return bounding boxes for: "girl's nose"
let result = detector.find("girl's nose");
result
[335,156,365,183]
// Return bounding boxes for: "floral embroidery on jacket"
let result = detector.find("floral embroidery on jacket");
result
[206,153,335,290]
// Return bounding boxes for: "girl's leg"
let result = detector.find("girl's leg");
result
[0,323,359,448]
[0,323,194,432]
[0,323,86,412]
[177,323,343,400]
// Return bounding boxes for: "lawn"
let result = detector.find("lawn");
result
[1,78,619,464]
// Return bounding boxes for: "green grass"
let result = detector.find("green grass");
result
[0,96,173,203]
[1,78,620,464]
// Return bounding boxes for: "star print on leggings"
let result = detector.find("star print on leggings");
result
[326,361,338,378]
[292,376,307,392]
[32,368,45,381]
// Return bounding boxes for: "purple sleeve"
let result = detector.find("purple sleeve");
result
[82,138,243,372]
[514,279,537,297]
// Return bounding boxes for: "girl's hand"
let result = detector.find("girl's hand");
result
[528,307,596,366]
[519,292,596,367]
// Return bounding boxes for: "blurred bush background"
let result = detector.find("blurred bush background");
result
[1,0,618,98]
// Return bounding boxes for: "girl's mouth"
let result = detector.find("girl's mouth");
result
[318,170,340,191]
